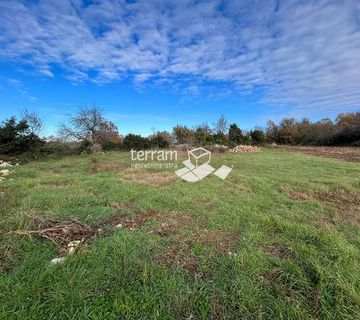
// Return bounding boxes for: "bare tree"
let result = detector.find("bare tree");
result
[21,108,43,135]
[58,106,105,143]
[213,115,228,134]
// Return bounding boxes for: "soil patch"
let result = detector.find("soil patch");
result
[260,244,295,260]
[157,244,198,275]
[107,202,135,211]
[192,228,238,254]
[99,210,161,230]
[150,212,193,237]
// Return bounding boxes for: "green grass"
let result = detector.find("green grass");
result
[0,148,359,319]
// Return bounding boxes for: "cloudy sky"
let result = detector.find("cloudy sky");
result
[0,0,359,136]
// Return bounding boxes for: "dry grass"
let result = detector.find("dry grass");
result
[107,202,135,211]
[259,244,295,260]
[276,145,360,162]
[0,244,13,273]
[120,170,175,187]
[99,209,161,230]
[39,181,70,189]
[284,188,360,227]
[6,215,101,246]
[89,161,128,172]
[150,212,193,236]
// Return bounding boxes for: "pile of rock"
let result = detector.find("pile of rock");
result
[0,160,13,182]
[0,160,12,168]
[230,145,262,153]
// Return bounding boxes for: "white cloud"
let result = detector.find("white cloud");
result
[0,0,360,113]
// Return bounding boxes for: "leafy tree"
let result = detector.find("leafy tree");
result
[95,120,121,150]
[194,123,213,146]
[122,134,150,151]
[250,129,265,145]
[172,125,195,145]
[265,120,279,143]
[278,118,299,144]
[336,112,360,128]
[150,134,170,149]
[228,123,243,146]
[0,117,44,155]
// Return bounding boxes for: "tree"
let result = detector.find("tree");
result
[58,106,105,143]
[250,129,265,145]
[172,125,195,145]
[21,108,43,135]
[0,117,43,155]
[194,123,213,146]
[58,106,121,149]
[149,134,170,149]
[213,115,228,135]
[278,118,299,144]
[336,112,360,128]
[95,120,121,149]
[149,130,174,147]
[265,120,279,143]
[228,123,243,146]
[122,134,150,151]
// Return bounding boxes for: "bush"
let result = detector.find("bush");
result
[331,127,360,146]
[150,135,169,149]
[250,130,265,145]
[40,141,82,156]
[0,117,44,155]
[122,134,151,151]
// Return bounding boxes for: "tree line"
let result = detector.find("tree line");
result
[0,106,359,159]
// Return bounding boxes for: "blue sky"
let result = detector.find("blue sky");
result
[0,0,359,137]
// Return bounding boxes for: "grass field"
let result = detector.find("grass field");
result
[0,148,359,319]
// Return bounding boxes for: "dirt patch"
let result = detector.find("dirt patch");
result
[107,202,135,211]
[260,244,295,260]
[99,210,161,230]
[148,213,238,275]
[6,215,101,246]
[262,269,295,299]
[284,188,360,227]
[192,228,238,254]
[157,244,199,275]
[148,213,238,254]
[275,145,360,162]
[89,161,128,172]
[120,170,175,188]
[150,212,193,236]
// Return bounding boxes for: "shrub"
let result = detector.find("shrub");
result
[150,135,169,149]
[0,117,44,155]
[40,141,82,156]
[250,130,265,145]
[122,134,151,151]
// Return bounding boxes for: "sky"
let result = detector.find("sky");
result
[0,0,360,137]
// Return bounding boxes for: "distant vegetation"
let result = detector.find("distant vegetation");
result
[0,106,359,160]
